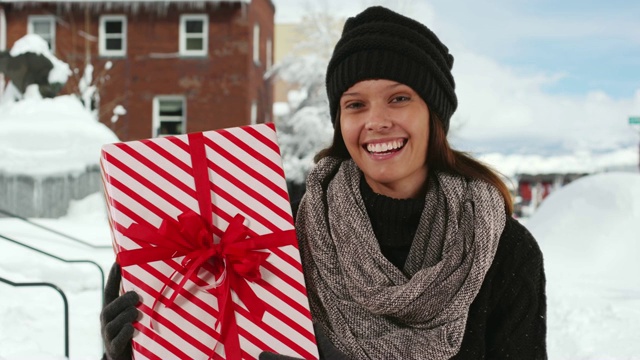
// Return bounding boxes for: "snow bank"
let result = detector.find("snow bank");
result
[526,172,640,359]
[0,88,119,176]
[527,172,640,285]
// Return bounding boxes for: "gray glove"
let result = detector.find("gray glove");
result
[259,323,349,360]
[100,262,140,360]
[259,352,304,360]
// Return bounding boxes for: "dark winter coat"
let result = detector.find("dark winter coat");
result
[291,188,547,360]
[451,217,547,359]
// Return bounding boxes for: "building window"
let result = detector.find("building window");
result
[153,96,186,137]
[180,14,208,56]
[266,37,272,70]
[99,15,127,57]
[28,15,55,53]
[1,8,7,51]
[253,23,260,66]
[250,100,258,125]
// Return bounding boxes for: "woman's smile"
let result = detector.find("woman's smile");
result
[364,138,406,155]
[340,79,430,199]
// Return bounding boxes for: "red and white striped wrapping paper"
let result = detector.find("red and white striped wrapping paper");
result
[100,123,319,360]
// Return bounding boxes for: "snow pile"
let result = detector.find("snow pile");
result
[527,172,640,281]
[525,172,640,359]
[9,34,71,85]
[0,87,119,176]
[0,33,118,177]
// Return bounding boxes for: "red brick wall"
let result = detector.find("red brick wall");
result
[2,1,274,141]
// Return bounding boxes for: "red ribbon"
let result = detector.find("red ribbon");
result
[117,132,296,359]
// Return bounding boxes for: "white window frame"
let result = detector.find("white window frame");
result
[250,100,258,125]
[180,14,208,57]
[99,15,127,57]
[253,23,260,66]
[152,96,187,137]
[1,7,7,51]
[28,15,55,53]
[266,37,272,70]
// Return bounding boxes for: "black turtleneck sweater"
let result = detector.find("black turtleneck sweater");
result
[359,177,424,269]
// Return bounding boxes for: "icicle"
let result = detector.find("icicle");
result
[11,1,251,16]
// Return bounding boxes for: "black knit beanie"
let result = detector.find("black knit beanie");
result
[326,6,457,134]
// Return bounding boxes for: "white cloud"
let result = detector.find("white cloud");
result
[272,0,640,155]
[425,0,640,54]
[449,47,640,154]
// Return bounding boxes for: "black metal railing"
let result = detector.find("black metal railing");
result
[0,233,105,306]
[0,276,69,358]
[0,207,111,356]
[0,208,111,249]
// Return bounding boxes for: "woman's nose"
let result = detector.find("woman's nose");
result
[365,106,392,131]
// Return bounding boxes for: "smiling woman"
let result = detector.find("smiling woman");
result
[99,5,547,360]
[292,5,547,360]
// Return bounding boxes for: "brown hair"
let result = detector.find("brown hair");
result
[315,109,513,216]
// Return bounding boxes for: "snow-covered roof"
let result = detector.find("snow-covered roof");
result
[0,0,252,14]
[0,0,250,2]
[0,0,251,12]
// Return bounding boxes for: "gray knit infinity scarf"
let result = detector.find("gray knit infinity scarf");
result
[297,158,506,359]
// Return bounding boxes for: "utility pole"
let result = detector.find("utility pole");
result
[630,116,640,172]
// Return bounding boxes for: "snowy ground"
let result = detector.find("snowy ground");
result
[0,192,115,360]
[526,172,640,360]
[1,173,639,359]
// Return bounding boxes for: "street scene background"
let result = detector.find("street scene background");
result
[1,0,639,359]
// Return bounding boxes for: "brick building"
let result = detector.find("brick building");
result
[0,0,275,141]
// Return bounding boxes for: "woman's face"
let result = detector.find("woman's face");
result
[339,79,430,199]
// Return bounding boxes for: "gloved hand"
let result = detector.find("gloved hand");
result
[100,262,140,360]
[258,322,349,360]
[312,323,350,360]
[258,352,304,360]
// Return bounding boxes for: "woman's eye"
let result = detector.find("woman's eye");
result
[391,95,410,103]
[344,102,364,109]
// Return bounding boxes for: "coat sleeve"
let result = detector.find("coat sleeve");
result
[486,226,548,360]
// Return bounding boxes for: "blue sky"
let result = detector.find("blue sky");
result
[274,0,639,100]
[427,0,640,99]
[273,0,640,155]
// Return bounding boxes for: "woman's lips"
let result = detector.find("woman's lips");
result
[364,138,406,154]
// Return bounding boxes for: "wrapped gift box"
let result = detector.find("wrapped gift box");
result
[100,123,319,360]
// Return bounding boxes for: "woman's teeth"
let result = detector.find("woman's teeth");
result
[366,139,405,153]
